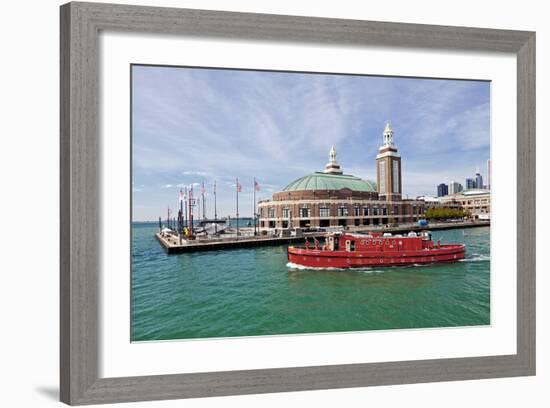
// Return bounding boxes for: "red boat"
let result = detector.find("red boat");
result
[287,231,465,269]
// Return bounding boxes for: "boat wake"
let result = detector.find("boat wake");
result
[461,254,490,262]
[286,262,384,273]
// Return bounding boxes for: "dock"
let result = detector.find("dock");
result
[155,221,490,254]
[156,232,319,254]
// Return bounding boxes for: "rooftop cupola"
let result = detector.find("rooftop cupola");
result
[323,145,343,174]
[383,121,395,147]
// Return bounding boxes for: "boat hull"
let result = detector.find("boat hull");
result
[287,244,465,269]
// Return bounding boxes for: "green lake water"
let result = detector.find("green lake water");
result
[131,223,490,341]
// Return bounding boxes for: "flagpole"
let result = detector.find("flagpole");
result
[184,187,188,229]
[179,189,183,230]
[253,178,256,236]
[202,182,206,222]
[188,186,194,237]
[178,209,182,244]
[214,181,218,234]
[197,195,201,222]
[236,178,239,239]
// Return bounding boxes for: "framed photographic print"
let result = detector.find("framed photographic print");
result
[131,65,492,341]
[60,1,535,405]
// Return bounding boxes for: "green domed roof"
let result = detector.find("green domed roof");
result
[283,172,377,192]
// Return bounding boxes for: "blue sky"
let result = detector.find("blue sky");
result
[132,65,490,221]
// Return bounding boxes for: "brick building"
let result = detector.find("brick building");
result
[258,123,425,231]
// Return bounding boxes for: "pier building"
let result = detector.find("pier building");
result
[438,189,491,220]
[258,123,425,231]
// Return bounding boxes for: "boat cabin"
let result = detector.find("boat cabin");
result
[325,231,435,252]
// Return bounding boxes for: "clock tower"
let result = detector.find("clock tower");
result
[376,122,402,201]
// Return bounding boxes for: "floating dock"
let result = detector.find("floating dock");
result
[155,221,489,254]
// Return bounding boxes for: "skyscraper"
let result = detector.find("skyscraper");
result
[437,183,448,197]
[448,181,463,195]
[465,178,475,190]
[475,168,484,190]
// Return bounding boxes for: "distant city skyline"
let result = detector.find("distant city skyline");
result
[436,164,490,197]
[132,65,490,221]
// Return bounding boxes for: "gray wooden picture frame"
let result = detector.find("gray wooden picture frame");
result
[60,1,536,405]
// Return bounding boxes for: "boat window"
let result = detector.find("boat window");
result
[350,240,356,251]
[334,238,339,250]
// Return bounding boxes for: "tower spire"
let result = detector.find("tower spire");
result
[383,121,394,146]
[329,145,337,164]
[323,145,343,174]
[376,121,402,201]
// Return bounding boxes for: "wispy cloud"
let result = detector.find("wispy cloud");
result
[132,66,490,220]
[132,184,144,193]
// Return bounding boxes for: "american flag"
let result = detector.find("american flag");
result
[254,179,260,192]
[236,179,242,193]
[201,182,205,194]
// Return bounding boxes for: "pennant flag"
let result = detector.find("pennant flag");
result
[254,179,260,192]
[236,179,242,193]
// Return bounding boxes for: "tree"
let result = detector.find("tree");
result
[424,207,469,220]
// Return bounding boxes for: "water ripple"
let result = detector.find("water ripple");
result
[131,224,490,341]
